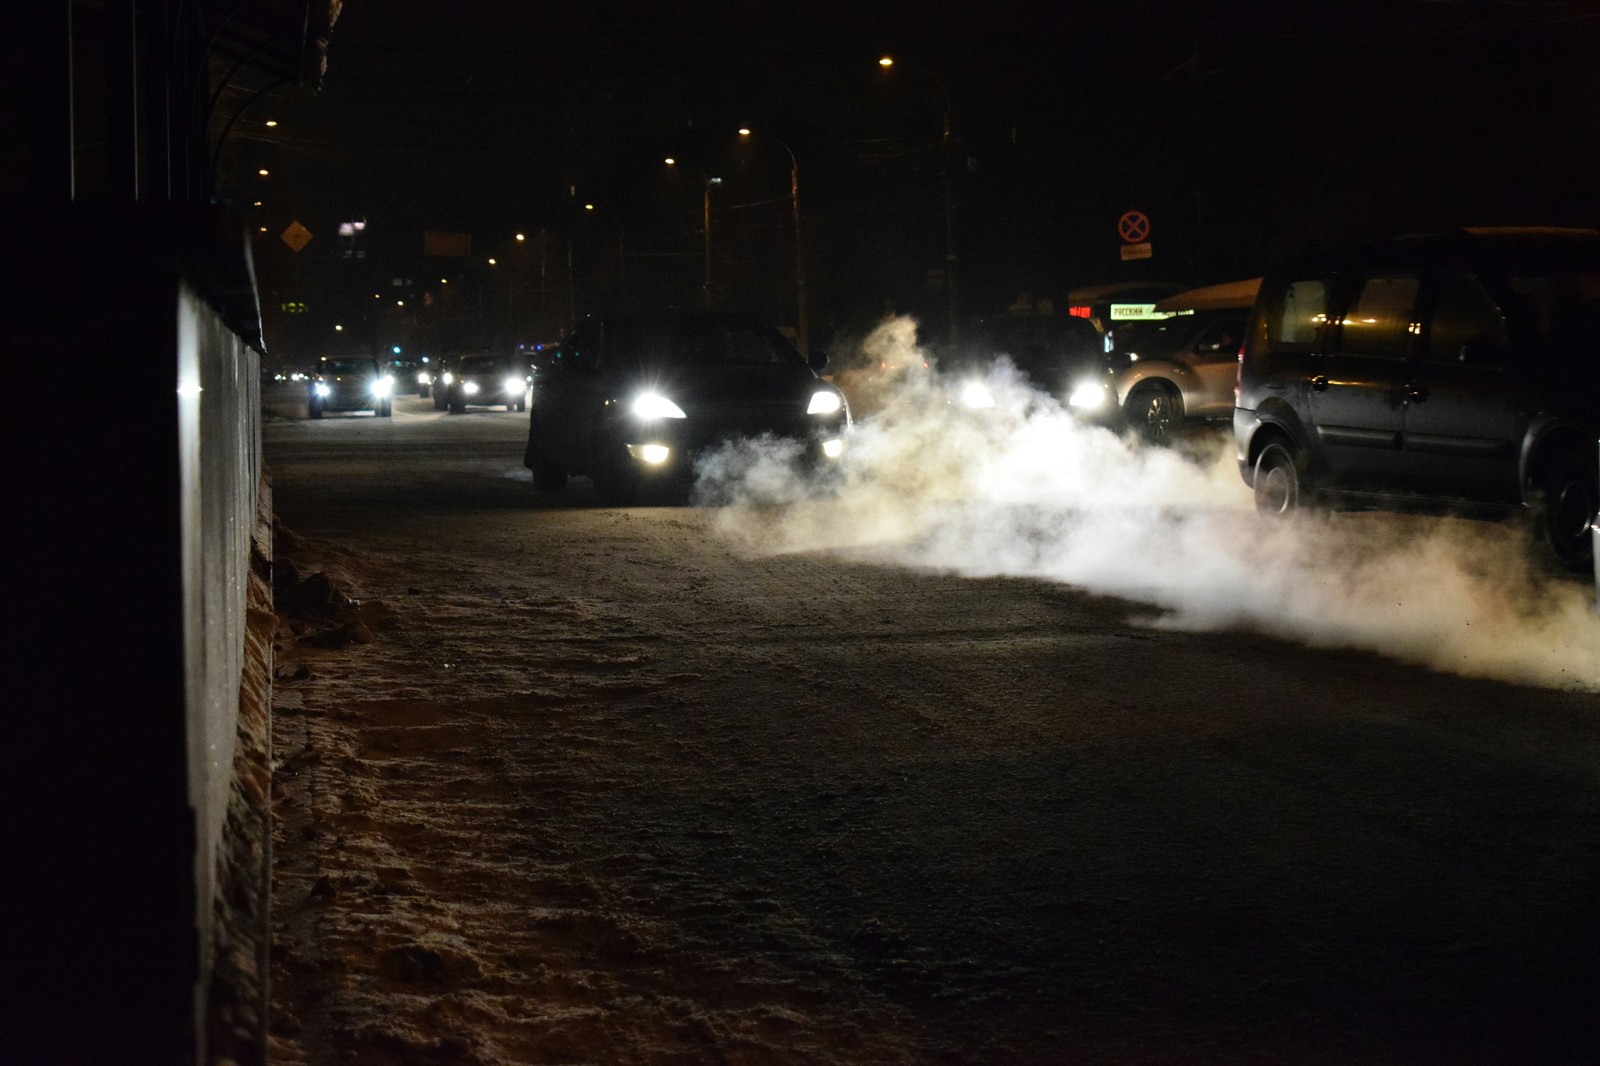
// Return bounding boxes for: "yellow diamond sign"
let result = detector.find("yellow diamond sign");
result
[280,220,312,252]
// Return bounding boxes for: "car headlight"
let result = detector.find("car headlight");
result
[462,380,480,395]
[372,376,394,397]
[417,371,430,383]
[633,393,687,419]
[1068,381,1110,410]
[959,381,996,409]
[504,376,525,395]
[313,382,330,397]
[806,389,843,416]
[441,372,454,385]
[821,437,845,459]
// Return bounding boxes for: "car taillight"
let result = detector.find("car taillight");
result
[1234,343,1245,404]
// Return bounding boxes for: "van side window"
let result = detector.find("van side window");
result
[1265,279,1328,350]
[1338,275,1419,359]
[1426,273,1504,365]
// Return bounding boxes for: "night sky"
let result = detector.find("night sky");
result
[226,0,1600,360]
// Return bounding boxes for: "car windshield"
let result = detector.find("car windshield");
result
[1106,317,1203,357]
[610,318,803,370]
[458,356,508,374]
[320,359,376,375]
[1503,270,1600,359]
[968,318,1100,365]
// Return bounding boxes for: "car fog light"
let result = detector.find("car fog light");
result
[1068,381,1109,410]
[807,390,843,415]
[960,381,995,409]
[462,381,480,395]
[627,443,672,465]
[822,438,845,459]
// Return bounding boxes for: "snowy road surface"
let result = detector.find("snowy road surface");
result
[263,391,1600,1064]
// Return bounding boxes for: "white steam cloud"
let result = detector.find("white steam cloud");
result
[696,316,1600,692]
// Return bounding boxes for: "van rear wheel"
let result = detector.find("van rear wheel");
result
[1253,441,1304,515]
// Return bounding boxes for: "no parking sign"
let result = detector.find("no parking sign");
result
[1118,210,1152,260]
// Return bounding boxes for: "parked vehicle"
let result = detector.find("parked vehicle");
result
[523,310,850,502]
[1106,278,1258,443]
[1234,227,1600,573]
[308,355,392,418]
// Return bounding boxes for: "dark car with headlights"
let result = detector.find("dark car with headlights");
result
[385,356,429,397]
[308,355,393,418]
[1235,227,1600,573]
[940,313,1111,417]
[523,310,850,502]
[439,351,529,413]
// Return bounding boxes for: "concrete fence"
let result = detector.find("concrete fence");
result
[6,205,271,1064]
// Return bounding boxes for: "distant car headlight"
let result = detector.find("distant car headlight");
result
[313,382,330,397]
[462,380,480,395]
[1068,381,1110,410]
[633,393,687,419]
[959,381,996,409]
[417,371,430,384]
[807,390,843,415]
[504,375,525,395]
[371,376,394,397]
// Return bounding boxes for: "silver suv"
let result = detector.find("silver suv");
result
[1234,227,1600,573]
[1107,295,1251,443]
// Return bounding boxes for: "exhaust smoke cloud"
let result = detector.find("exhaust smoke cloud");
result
[697,316,1600,692]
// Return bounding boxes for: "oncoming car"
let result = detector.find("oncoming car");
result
[523,310,850,502]
[308,355,393,418]
[942,313,1111,418]
[437,351,529,413]
[1235,227,1600,574]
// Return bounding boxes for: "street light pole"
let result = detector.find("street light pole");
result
[666,157,716,306]
[738,127,808,353]
[879,55,959,353]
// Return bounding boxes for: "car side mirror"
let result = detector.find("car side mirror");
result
[808,350,830,373]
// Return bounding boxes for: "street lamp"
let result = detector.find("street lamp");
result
[878,54,959,352]
[665,157,719,305]
[738,127,809,353]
